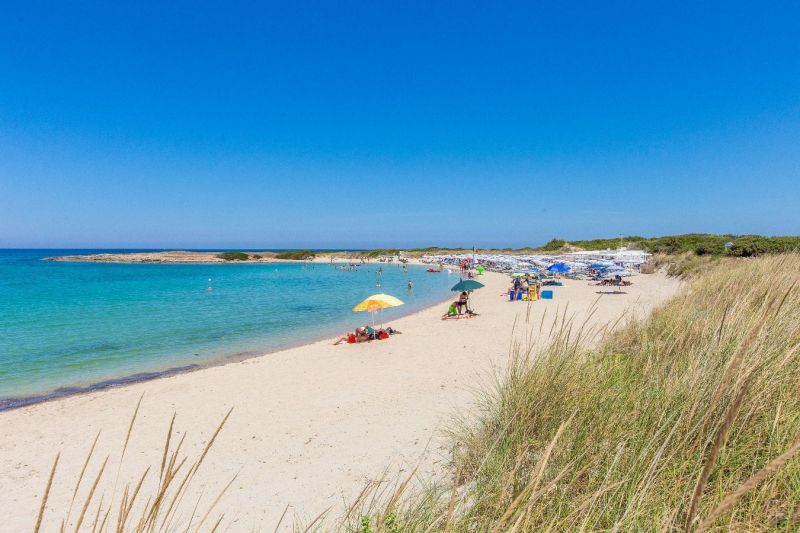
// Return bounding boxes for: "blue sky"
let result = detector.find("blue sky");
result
[1,1,798,248]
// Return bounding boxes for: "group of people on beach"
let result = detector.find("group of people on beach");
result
[333,325,401,345]
[594,274,631,287]
[507,273,542,301]
[335,260,483,345]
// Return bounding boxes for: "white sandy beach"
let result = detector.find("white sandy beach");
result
[0,270,680,531]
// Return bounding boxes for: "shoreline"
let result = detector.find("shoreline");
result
[0,271,456,412]
[0,270,682,531]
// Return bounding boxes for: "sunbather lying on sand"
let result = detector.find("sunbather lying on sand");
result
[333,326,371,345]
[593,279,633,286]
[334,325,401,345]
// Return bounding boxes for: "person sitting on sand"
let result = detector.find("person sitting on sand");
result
[443,304,459,318]
[443,308,479,320]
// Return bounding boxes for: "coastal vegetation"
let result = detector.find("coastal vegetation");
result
[274,250,316,260]
[216,251,250,261]
[539,233,800,257]
[341,234,799,260]
[345,254,800,531]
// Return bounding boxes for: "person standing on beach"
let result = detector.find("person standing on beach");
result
[459,291,469,313]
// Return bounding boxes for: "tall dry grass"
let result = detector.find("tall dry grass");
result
[344,254,800,531]
[34,402,234,533]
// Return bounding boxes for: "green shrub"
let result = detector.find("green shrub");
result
[364,249,401,258]
[539,238,567,251]
[535,234,798,258]
[728,235,800,257]
[274,250,315,260]
[217,252,249,261]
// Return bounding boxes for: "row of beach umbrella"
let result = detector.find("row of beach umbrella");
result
[423,253,634,276]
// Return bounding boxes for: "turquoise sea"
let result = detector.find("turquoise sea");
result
[0,250,456,409]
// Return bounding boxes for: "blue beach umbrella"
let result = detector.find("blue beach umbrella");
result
[607,265,625,272]
[589,262,608,270]
[547,263,571,273]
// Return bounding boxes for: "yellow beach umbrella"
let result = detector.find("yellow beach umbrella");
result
[352,293,404,326]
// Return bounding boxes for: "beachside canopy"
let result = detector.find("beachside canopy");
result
[547,263,571,273]
[451,279,485,292]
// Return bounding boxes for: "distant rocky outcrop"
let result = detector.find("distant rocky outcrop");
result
[45,251,284,263]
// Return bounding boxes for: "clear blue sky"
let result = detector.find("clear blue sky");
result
[1,1,798,249]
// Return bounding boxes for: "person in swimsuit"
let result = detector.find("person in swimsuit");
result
[333,326,371,345]
[458,291,469,313]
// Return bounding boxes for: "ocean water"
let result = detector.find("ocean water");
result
[0,250,456,409]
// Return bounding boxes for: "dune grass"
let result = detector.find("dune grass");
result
[343,254,800,531]
[34,401,234,533]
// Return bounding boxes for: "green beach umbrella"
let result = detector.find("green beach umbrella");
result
[451,279,485,292]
